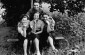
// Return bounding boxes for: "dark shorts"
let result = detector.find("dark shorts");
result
[26,32,42,40]
[49,31,56,39]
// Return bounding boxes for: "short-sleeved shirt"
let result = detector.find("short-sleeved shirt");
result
[30,19,44,33]
[26,8,43,21]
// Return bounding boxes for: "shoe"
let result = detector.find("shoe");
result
[24,53,27,55]
[34,51,41,55]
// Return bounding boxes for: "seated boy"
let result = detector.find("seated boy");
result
[17,15,30,55]
[30,12,44,55]
[42,13,58,53]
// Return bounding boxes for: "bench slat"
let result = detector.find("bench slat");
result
[55,37,64,39]
[7,39,19,42]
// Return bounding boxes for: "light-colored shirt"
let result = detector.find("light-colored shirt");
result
[30,19,44,33]
[26,8,43,21]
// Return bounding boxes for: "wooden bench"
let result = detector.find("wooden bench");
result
[7,39,19,42]
[55,37,69,49]
[55,37,65,40]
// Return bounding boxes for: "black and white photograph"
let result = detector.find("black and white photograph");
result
[0,0,85,55]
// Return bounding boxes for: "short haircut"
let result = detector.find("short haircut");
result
[21,14,28,18]
[20,14,29,21]
[42,13,49,16]
[34,12,40,15]
[34,12,40,17]
[33,12,43,19]
[42,13,53,19]
[33,1,39,4]
[23,15,28,18]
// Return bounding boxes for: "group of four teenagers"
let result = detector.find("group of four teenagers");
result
[18,1,58,55]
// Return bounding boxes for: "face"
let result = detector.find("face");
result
[22,16,27,21]
[34,13,39,20]
[43,14,49,20]
[33,2,39,10]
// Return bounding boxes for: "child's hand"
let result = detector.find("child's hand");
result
[46,20,50,25]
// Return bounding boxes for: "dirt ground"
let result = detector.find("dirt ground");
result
[0,25,58,55]
[0,24,85,55]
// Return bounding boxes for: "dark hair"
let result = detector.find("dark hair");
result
[20,14,27,18]
[33,1,39,4]
[42,13,49,17]
[19,14,28,21]
[33,12,40,16]
[33,12,43,19]
[23,15,28,18]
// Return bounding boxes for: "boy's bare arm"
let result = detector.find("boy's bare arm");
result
[26,9,32,18]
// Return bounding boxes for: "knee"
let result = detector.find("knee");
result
[48,36,53,39]
[24,39,28,43]
[33,38,39,43]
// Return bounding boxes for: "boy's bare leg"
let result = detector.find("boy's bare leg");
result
[23,27,26,38]
[34,38,41,55]
[23,27,28,55]
[23,39,28,55]
[48,36,58,51]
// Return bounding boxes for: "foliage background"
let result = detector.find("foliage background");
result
[0,0,85,55]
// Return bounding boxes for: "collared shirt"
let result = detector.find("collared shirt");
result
[30,19,44,33]
[26,8,43,21]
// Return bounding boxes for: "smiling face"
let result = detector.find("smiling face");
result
[34,13,39,20]
[33,2,39,10]
[43,14,49,20]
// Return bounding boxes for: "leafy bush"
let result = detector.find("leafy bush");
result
[53,12,85,47]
